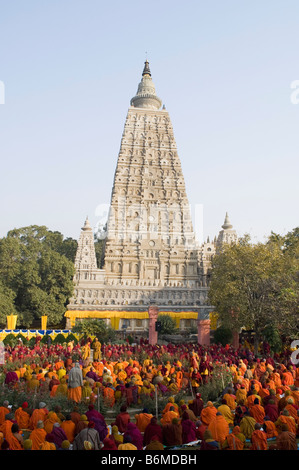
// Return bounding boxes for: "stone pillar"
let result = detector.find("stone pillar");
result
[197,319,211,346]
[232,330,239,349]
[148,304,159,345]
[231,310,239,349]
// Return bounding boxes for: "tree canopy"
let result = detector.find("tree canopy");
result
[72,318,116,343]
[157,313,177,336]
[208,228,299,352]
[0,225,76,328]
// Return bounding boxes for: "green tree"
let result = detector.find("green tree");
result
[267,227,299,339]
[72,318,116,343]
[0,225,75,328]
[208,233,298,354]
[157,314,177,336]
[94,237,105,268]
[213,326,233,346]
[0,283,16,327]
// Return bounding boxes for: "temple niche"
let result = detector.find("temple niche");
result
[66,62,238,333]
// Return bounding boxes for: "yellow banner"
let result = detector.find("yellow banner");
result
[210,312,218,330]
[41,316,47,330]
[6,315,17,329]
[64,310,198,329]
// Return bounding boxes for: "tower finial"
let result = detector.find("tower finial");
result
[130,60,162,110]
[222,212,233,230]
[142,59,151,77]
[82,216,92,231]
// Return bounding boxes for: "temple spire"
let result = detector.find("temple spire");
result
[82,216,92,231]
[130,60,162,110]
[217,212,238,247]
[222,212,233,230]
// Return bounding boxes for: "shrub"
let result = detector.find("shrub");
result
[157,314,177,336]
[213,326,233,346]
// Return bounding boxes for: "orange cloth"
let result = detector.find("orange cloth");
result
[282,371,294,386]
[103,387,115,407]
[235,388,247,404]
[208,415,230,446]
[176,370,183,389]
[258,388,270,400]
[217,404,234,425]
[0,406,10,425]
[247,394,261,409]
[264,420,278,438]
[200,404,218,426]
[250,404,265,425]
[160,410,179,426]
[30,428,47,450]
[284,404,298,420]
[61,420,76,443]
[44,412,61,434]
[135,413,153,433]
[50,384,59,397]
[14,407,30,430]
[272,372,282,388]
[67,385,82,403]
[276,415,297,435]
[224,432,244,450]
[250,430,268,450]
[0,420,14,441]
[162,402,179,415]
[40,441,56,450]
[223,393,236,410]
[9,434,23,450]
[29,408,48,429]
[292,390,299,407]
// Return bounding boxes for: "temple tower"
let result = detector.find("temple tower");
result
[66,61,224,330]
[103,60,199,291]
[216,212,238,247]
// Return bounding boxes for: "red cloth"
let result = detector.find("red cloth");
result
[143,417,163,446]
[113,411,131,433]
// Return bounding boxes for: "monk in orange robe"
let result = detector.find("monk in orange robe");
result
[0,401,10,425]
[250,424,268,450]
[50,384,59,397]
[8,423,24,450]
[40,438,56,450]
[275,410,297,435]
[176,368,183,390]
[103,384,115,407]
[200,402,218,426]
[67,363,83,403]
[291,388,299,407]
[282,369,294,386]
[135,409,154,433]
[29,402,48,429]
[14,402,30,430]
[222,426,245,450]
[162,397,179,415]
[0,416,14,442]
[247,392,261,410]
[61,415,76,443]
[208,412,229,447]
[284,399,298,420]
[223,390,237,410]
[250,398,266,424]
[263,418,278,439]
[160,407,180,426]
[29,420,47,450]
[235,386,247,405]
[44,411,61,434]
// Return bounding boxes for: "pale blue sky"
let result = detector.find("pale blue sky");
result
[0,0,298,244]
